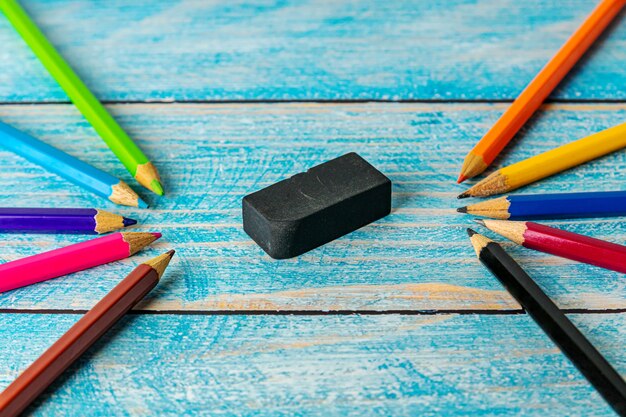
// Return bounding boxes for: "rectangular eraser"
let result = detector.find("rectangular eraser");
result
[243,152,392,259]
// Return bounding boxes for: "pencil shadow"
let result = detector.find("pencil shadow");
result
[23,313,142,416]
[390,182,414,214]
[555,7,626,99]
[137,263,183,307]
[488,7,626,170]
[22,269,183,414]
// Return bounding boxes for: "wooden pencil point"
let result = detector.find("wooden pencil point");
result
[110,181,147,208]
[464,197,511,219]
[481,220,527,245]
[457,206,468,213]
[94,210,126,234]
[458,152,488,182]
[466,228,477,237]
[462,171,508,198]
[121,232,162,256]
[457,192,470,199]
[467,230,493,257]
[143,250,175,278]
[135,162,163,195]
[474,219,485,226]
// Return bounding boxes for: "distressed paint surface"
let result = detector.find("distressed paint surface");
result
[0,0,625,101]
[0,314,624,416]
[0,103,625,311]
[0,1,624,415]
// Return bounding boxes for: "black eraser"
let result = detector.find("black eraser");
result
[243,152,392,259]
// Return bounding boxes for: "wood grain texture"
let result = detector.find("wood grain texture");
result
[0,0,626,101]
[0,313,623,416]
[0,103,625,311]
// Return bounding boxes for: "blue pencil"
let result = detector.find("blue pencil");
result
[458,191,626,220]
[0,122,147,208]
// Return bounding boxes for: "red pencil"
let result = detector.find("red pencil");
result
[0,232,161,292]
[477,219,626,273]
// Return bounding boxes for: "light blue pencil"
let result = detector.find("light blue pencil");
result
[0,122,147,208]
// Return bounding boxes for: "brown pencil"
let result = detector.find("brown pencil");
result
[0,250,175,417]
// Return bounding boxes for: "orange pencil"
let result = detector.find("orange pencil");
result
[457,0,626,183]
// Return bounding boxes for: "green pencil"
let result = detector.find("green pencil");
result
[0,0,164,196]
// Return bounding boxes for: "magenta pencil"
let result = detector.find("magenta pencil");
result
[0,232,161,293]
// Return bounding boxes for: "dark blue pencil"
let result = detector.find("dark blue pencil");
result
[458,191,626,220]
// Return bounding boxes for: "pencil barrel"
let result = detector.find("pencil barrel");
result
[509,191,626,219]
[0,208,99,234]
[479,243,626,415]
[0,266,159,417]
[0,234,129,292]
[0,122,121,200]
[524,222,626,274]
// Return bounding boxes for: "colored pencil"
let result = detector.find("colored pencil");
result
[457,0,626,183]
[459,122,626,198]
[0,208,137,234]
[467,229,626,415]
[458,190,626,220]
[0,0,164,196]
[477,219,626,274]
[0,232,161,293]
[0,250,175,417]
[0,121,147,208]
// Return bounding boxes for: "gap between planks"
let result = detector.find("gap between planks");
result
[2,98,626,106]
[0,308,625,316]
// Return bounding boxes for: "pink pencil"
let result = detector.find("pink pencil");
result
[0,232,161,292]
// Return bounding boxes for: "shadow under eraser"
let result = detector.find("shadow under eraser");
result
[242,152,392,259]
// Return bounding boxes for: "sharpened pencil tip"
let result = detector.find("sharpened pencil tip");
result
[150,180,164,196]
[151,232,162,239]
[123,217,138,227]
[457,206,467,214]
[144,250,176,278]
[456,174,467,184]
[457,192,470,199]
[467,228,477,237]
[474,219,485,226]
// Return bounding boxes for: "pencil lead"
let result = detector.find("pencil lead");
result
[137,197,149,209]
[456,174,467,184]
[150,179,165,196]
[457,192,470,199]
[467,228,477,237]
[123,217,137,227]
[474,219,486,226]
[457,206,467,213]
[111,181,146,208]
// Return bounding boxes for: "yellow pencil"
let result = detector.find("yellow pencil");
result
[458,122,626,198]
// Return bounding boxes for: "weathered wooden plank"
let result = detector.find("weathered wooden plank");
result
[0,0,625,101]
[0,103,625,311]
[0,313,623,416]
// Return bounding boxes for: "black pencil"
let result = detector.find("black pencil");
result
[467,228,626,416]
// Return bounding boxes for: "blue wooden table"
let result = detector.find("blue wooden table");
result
[0,1,625,415]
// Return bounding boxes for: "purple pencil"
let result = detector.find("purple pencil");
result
[0,208,137,235]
